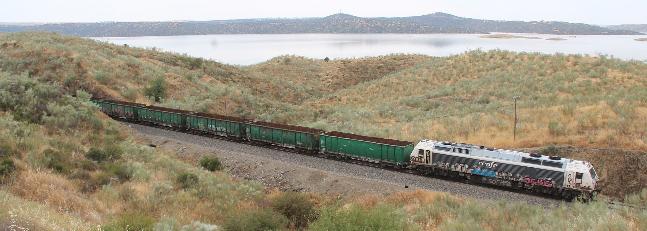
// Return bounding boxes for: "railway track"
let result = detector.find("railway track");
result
[124,120,647,211]
[121,119,565,206]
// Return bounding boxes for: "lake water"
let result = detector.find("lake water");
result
[94,34,647,65]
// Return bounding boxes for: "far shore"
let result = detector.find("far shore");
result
[480,34,541,39]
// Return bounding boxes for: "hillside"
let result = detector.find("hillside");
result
[2,32,647,229]
[0,13,641,36]
[2,32,646,150]
[608,24,647,33]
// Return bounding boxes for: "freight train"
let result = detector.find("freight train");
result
[93,98,599,201]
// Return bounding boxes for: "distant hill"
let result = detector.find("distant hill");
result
[608,24,647,33]
[0,13,641,36]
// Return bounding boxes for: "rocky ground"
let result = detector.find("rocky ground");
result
[125,123,563,206]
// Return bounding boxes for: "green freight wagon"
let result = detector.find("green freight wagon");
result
[186,112,247,139]
[320,131,413,166]
[93,99,141,121]
[138,105,188,128]
[246,121,323,151]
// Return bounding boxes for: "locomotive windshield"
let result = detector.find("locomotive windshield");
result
[589,167,597,179]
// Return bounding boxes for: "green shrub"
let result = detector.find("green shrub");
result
[82,172,112,192]
[85,146,122,163]
[102,213,155,231]
[144,77,167,102]
[0,140,16,158]
[103,163,133,182]
[309,204,409,231]
[176,172,199,189]
[625,188,647,207]
[41,149,71,174]
[199,156,223,172]
[271,192,318,229]
[79,159,98,171]
[223,208,288,231]
[0,159,16,177]
[93,70,110,85]
[122,88,138,101]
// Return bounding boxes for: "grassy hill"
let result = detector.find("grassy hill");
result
[2,32,647,229]
[2,32,647,197]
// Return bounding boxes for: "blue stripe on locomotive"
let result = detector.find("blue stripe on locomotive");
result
[431,152,564,186]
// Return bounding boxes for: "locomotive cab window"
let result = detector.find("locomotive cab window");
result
[521,157,541,165]
[589,167,597,179]
[542,161,563,168]
[418,149,424,155]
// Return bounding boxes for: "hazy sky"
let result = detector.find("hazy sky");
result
[1,0,645,25]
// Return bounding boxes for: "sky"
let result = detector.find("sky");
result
[1,0,645,25]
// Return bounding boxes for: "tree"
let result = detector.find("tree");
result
[144,77,167,102]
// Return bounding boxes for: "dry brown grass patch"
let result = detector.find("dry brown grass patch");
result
[10,170,107,223]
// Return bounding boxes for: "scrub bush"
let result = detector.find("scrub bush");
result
[310,204,409,231]
[41,148,71,174]
[199,156,223,172]
[223,209,288,231]
[271,192,318,229]
[102,213,155,231]
[548,121,566,136]
[144,77,167,102]
[0,159,16,177]
[176,172,199,189]
[103,163,134,182]
[85,145,122,163]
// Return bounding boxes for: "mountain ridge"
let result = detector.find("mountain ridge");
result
[0,12,641,36]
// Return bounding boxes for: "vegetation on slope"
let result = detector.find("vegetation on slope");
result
[2,32,647,230]
[0,72,266,229]
[2,32,647,198]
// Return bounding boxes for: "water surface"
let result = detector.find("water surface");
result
[95,34,647,65]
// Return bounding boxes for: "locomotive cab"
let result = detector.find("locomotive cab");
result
[564,160,598,193]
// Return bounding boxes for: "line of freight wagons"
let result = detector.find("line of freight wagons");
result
[93,98,413,166]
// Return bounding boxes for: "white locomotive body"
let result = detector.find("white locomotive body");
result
[409,140,598,200]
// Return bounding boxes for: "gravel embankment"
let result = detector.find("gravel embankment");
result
[125,123,563,207]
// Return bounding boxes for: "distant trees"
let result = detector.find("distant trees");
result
[144,77,167,102]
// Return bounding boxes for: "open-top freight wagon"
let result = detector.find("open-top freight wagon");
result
[320,131,414,166]
[92,98,413,165]
[186,112,247,139]
[247,121,323,151]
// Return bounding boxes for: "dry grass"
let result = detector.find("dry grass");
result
[0,190,93,230]
[3,32,647,229]
[10,169,107,223]
[3,32,645,151]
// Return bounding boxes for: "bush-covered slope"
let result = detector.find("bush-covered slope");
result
[0,72,267,229]
[2,32,647,230]
[2,33,647,198]
[300,51,647,150]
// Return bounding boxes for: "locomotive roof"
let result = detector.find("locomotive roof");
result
[418,140,571,168]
